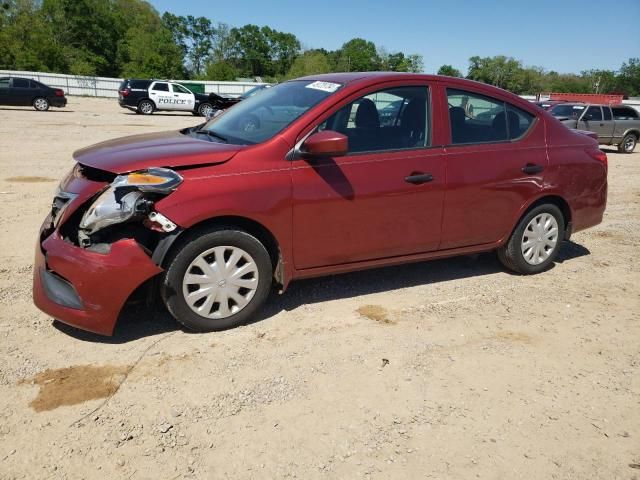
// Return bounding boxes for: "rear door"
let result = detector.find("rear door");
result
[440,87,545,249]
[170,83,196,111]
[148,81,173,110]
[292,82,446,269]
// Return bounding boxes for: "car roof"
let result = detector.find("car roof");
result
[295,72,536,112]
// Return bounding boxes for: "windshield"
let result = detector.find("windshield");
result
[241,85,267,99]
[551,104,585,118]
[200,80,342,145]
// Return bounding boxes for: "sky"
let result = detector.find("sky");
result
[148,0,640,75]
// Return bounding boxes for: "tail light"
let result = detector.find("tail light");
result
[54,89,64,97]
[119,88,130,97]
[586,147,607,168]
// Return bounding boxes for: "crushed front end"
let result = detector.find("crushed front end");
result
[32,164,182,335]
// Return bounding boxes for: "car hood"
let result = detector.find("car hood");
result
[73,130,243,173]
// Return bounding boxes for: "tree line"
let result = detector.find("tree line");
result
[438,55,640,97]
[1,0,638,97]
[0,0,422,81]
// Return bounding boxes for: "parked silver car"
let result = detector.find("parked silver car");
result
[550,103,640,153]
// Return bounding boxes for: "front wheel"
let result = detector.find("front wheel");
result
[618,133,637,153]
[497,204,564,274]
[161,227,272,332]
[33,97,49,111]
[197,102,214,117]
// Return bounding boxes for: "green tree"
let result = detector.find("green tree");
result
[286,50,331,78]
[467,55,525,92]
[437,64,462,77]
[204,60,238,80]
[616,58,640,96]
[336,38,379,71]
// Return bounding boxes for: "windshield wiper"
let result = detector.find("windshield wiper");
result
[194,129,227,143]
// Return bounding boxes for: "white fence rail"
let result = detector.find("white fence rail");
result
[0,70,266,98]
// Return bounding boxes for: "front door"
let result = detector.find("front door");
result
[170,83,196,111]
[292,84,445,269]
[0,78,10,106]
[579,105,614,143]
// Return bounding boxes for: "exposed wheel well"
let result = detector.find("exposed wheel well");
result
[524,195,571,230]
[138,98,155,108]
[159,216,282,281]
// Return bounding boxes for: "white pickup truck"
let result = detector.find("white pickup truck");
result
[550,103,640,153]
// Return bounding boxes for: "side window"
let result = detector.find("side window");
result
[585,106,603,121]
[152,82,169,92]
[506,104,535,139]
[612,107,639,120]
[320,86,429,153]
[447,89,507,144]
[172,84,191,94]
[12,78,29,88]
[0,78,9,88]
[603,107,612,121]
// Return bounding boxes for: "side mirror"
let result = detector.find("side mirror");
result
[300,130,348,158]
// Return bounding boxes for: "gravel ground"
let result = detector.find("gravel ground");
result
[0,98,638,480]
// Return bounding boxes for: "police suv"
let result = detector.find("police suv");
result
[118,79,233,116]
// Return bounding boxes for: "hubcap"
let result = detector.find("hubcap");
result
[521,213,559,265]
[141,102,152,114]
[35,99,47,110]
[182,246,259,319]
[625,136,635,152]
[200,104,213,116]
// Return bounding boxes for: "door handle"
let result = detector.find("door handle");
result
[521,163,544,175]
[404,173,434,184]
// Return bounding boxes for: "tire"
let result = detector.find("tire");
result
[161,227,272,332]
[137,99,155,115]
[497,204,564,275]
[33,97,49,111]
[617,133,637,153]
[197,102,214,117]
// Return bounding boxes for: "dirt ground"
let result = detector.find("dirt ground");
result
[0,98,638,480]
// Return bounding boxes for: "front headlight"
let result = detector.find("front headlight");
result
[79,168,182,236]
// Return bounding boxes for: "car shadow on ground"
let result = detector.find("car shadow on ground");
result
[53,240,590,344]
[0,107,74,113]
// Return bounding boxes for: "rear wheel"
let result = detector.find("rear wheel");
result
[33,97,49,111]
[497,204,564,274]
[618,133,637,153]
[137,99,154,115]
[161,227,272,332]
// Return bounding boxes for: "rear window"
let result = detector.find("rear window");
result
[128,80,150,90]
[612,107,639,120]
[12,78,29,88]
[152,82,169,92]
[603,107,612,120]
[447,88,535,144]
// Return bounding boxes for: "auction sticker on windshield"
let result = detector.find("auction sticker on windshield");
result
[305,81,341,93]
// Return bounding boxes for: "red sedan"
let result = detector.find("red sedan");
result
[33,73,608,335]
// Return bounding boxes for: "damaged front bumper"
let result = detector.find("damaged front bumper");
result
[33,225,162,336]
[32,165,173,336]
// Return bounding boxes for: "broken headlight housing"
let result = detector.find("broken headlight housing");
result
[78,168,182,247]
